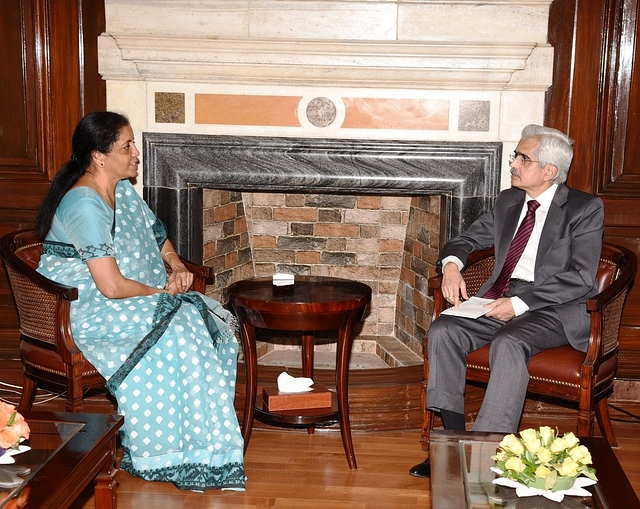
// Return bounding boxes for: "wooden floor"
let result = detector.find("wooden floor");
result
[1,348,639,508]
[62,412,638,509]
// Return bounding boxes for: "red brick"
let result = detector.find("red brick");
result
[214,203,238,222]
[357,195,381,209]
[273,207,318,222]
[315,223,360,237]
[296,251,322,264]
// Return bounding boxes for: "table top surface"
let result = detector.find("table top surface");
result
[430,429,639,509]
[0,411,123,509]
[228,275,372,309]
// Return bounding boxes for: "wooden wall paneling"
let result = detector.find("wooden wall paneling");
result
[80,1,107,117]
[0,0,105,344]
[547,0,606,195]
[545,0,578,153]
[596,0,640,378]
[0,0,48,336]
[547,0,640,379]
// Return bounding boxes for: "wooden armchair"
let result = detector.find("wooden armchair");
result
[420,243,637,451]
[1,228,214,412]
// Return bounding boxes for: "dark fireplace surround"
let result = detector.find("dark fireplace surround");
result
[143,133,502,263]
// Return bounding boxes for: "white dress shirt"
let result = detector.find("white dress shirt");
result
[442,184,559,316]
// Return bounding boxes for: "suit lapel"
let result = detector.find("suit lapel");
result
[535,185,568,271]
[495,197,525,267]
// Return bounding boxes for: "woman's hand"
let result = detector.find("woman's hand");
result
[161,242,194,294]
[165,265,194,294]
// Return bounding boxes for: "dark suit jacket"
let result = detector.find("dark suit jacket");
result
[438,185,604,351]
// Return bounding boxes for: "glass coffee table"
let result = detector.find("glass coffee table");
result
[430,430,639,509]
[0,411,123,509]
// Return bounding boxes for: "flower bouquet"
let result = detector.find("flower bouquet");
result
[491,427,598,502]
[0,402,30,464]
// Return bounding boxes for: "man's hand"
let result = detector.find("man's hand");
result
[483,297,516,321]
[441,262,468,308]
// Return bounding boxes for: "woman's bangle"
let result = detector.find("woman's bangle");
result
[163,251,178,260]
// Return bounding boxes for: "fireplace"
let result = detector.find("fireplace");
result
[103,0,550,431]
[143,133,501,358]
[144,134,501,259]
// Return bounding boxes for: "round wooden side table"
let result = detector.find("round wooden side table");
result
[227,275,372,470]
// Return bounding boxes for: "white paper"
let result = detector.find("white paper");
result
[440,296,494,319]
[277,371,314,393]
[273,273,295,286]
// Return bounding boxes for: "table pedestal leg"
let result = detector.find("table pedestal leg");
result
[336,309,359,469]
[240,322,258,451]
[301,332,315,434]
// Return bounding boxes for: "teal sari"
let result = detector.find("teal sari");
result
[37,179,245,491]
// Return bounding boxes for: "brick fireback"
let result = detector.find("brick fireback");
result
[203,190,442,356]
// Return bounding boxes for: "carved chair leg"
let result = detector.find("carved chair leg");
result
[595,397,618,448]
[66,367,86,412]
[420,381,434,452]
[18,374,38,412]
[576,405,595,439]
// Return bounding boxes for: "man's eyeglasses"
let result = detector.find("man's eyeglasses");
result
[509,151,540,165]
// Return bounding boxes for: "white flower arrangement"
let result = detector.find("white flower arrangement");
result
[492,426,597,492]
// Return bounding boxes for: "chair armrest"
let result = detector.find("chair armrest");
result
[1,248,83,364]
[428,275,446,319]
[584,247,637,365]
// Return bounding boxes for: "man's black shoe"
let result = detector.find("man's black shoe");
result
[409,458,431,478]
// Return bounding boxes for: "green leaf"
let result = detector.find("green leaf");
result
[544,470,558,490]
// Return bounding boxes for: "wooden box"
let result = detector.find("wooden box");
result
[262,383,332,412]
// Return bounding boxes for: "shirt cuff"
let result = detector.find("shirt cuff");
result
[440,255,464,272]
[510,296,529,316]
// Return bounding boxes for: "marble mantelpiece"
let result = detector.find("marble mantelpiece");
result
[143,134,502,262]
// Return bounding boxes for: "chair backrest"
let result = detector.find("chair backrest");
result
[1,230,62,346]
[594,244,636,357]
[594,245,620,292]
[14,242,43,269]
[460,249,495,296]
[460,244,628,295]
[4,229,42,263]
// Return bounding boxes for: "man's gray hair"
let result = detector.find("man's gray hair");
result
[521,124,573,184]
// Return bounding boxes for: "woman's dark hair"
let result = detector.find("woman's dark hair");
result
[34,111,130,239]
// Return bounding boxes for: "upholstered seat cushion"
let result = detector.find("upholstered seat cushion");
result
[466,343,617,389]
[21,340,101,378]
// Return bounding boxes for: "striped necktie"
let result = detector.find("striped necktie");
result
[483,200,540,299]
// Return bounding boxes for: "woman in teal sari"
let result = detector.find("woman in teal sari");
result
[34,111,245,491]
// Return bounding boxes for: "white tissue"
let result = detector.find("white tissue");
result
[273,273,295,286]
[277,371,314,393]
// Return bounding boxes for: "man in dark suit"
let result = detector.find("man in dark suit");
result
[410,125,604,478]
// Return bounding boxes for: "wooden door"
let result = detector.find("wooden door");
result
[0,0,105,348]
[547,0,640,378]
